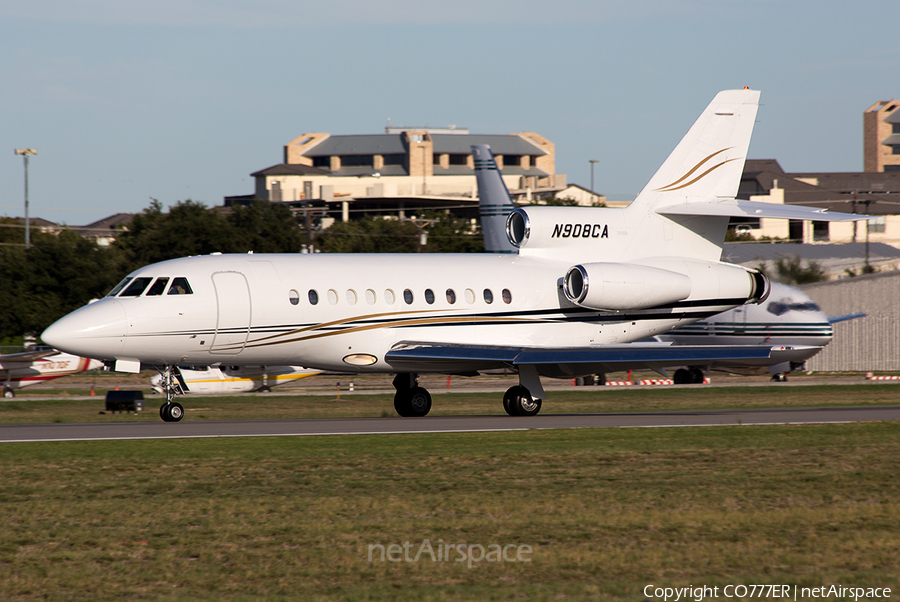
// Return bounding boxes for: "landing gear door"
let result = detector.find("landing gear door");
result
[210,271,251,354]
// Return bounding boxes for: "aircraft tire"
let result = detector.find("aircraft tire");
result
[504,385,541,417]
[394,387,432,417]
[159,404,168,421]
[689,368,705,383]
[168,402,184,422]
[674,369,690,384]
[3,386,14,398]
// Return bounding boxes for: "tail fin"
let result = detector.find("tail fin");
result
[635,88,760,211]
[472,144,518,254]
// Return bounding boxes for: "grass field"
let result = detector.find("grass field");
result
[1,413,899,600]
[2,382,900,424]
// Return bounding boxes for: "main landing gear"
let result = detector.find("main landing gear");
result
[392,373,433,417]
[391,373,543,418]
[502,385,542,416]
[673,367,705,384]
[155,366,185,422]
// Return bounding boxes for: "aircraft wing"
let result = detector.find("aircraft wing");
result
[657,199,864,222]
[828,312,866,324]
[0,349,58,367]
[385,341,815,376]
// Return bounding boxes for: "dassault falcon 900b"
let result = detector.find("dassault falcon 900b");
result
[42,89,863,421]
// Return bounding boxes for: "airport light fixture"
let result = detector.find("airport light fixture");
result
[15,148,38,249]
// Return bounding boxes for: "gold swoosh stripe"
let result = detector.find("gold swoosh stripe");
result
[248,308,448,345]
[213,314,540,353]
[654,147,731,192]
[655,158,739,193]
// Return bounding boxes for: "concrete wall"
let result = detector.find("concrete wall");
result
[802,271,900,372]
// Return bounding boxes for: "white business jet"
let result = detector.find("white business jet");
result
[470,144,861,384]
[42,89,863,421]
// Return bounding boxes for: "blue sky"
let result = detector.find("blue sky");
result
[2,1,898,225]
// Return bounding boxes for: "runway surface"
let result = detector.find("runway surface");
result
[2,405,899,443]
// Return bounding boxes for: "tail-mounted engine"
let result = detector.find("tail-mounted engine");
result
[563,263,691,310]
[563,259,770,311]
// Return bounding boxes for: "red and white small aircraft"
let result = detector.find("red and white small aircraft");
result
[0,349,104,397]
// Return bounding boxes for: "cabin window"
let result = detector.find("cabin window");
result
[403,289,414,304]
[288,289,300,306]
[465,289,476,304]
[384,289,396,304]
[502,288,512,304]
[327,289,338,305]
[107,277,133,297]
[120,277,153,297]
[446,289,456,304]
[167,277,193,295]
[308,290,319,305]
[483,289,494,304]
[346,289,358,305]
[365,289,376,305]
[424,289,435,304]
[146,277,170,296]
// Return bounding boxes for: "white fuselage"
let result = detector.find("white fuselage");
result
[42,253,748,375]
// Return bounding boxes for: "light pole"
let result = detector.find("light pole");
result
[15,148,37,249]
[589,159,598,199]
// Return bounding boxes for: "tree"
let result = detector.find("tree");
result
[771,256,827,285]
[314,217,421,253]
[0,229,124,340]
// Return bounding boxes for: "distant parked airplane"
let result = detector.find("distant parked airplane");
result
[150,364,319,395]
[0,349,104,397]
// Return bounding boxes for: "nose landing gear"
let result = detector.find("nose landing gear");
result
[155,365,185,422]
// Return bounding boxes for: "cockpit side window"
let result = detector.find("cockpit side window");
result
[167,277,193,295]
[146,277,170,296]
[107,277,133,297]
[119,277,153,297]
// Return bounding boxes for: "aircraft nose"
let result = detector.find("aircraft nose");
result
[41,299,127,360]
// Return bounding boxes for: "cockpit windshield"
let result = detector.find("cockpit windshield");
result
[167,277,193,295]
[109,276,193,298]
[119,277,153,297]
[106,277,133,297]
[767,300,822,316]
[146,277,170,296]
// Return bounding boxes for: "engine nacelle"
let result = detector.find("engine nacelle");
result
[563,262,692,310]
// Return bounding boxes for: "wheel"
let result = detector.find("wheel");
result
[688,368,705,384]
[674,369,689,384]
[159,403,170,421]
[168,402,184,422]
[393,387,432,417]
[574,377,585,386]
[503,385,542,417]
[406,387,431,417]
[3,386,14,398]
[771,373,787,382]
[258,385,272,393]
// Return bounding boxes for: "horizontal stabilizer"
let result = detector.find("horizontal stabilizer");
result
[658,199,866,222]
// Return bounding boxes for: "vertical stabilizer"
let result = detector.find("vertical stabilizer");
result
[635,88,760,211]
[472,144,518,254]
